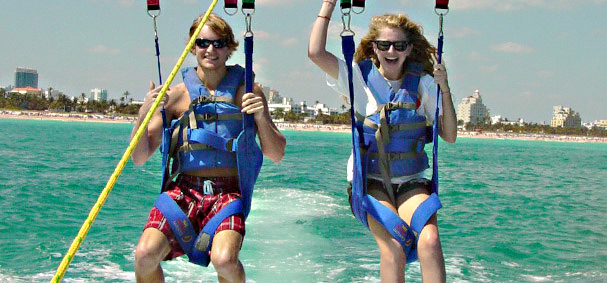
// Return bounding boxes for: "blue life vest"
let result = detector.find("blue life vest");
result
[155,65,263,266]
[359,60,432,181]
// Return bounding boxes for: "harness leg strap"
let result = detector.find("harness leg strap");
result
[363,195,416,256]
[189,199,244,266]
[410,193,442,236]
[153,193,197,255]
[154,193,245,267]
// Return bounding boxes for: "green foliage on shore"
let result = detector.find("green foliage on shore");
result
[0,91,140,116]
[463,121,607,137]
[271,109,351,125]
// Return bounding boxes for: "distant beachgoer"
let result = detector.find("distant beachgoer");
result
[308,2,457,282]
[130,13,285,282]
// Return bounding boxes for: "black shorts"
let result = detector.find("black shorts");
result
[347,178,431,214]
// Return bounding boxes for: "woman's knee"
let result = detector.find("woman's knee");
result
[378,242,406,266]
[417,225,441,254]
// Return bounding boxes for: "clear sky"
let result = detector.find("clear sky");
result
[1,0,605,122]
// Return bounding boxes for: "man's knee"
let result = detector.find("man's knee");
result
[211,247,239,273]
[135,229,169,272]
[135,243,162,271]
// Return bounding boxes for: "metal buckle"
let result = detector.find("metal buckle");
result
[194,96,213,105]
[225,139,234,152]
[194,233,211,252]
[387,152,397,160]
[201,113,218,121]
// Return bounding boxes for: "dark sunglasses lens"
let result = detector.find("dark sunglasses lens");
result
[212,40,226,48]
[376,41,391,51]
[394,41,407,51]
[195,39,211,48]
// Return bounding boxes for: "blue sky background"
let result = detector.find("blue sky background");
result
[1,0,605,123]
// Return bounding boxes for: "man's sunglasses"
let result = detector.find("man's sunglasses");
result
[373,40,410,52]
[195,38,228,49]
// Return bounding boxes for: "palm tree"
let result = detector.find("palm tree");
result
[46,87,53,99]
[273,108,285,120]
[123,91,130,105]
[79,93,87,112]
[109,99,117,113]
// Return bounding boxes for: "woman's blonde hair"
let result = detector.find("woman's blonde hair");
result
[354,14,436,75]
[189,13,239,58]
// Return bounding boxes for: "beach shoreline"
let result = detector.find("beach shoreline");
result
[1,110,135,124]
[2,110,606,144]
[276,123,607,144]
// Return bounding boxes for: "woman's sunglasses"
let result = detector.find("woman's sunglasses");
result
[373,40,410,52]
[195,38,228,49]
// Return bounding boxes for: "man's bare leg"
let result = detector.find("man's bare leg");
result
[135,228,171,283]
[211,230,244,283]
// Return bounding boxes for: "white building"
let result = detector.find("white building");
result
[262,86,339,118]
[551,106,581,128]
[491,115,502,125]
[43,89,61,100]
[309,103,338,115]
[90,88,108,102]
[491,115,525,126]
[457,89,490,125]
[584,120,607,129]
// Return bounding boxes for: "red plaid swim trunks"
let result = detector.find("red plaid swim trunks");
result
[143,174,245,260]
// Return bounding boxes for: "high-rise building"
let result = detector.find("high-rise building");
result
[457,89,490,124]
[551,106,581,128]
[268,89,282,104]
[14,67,38,88]
[90,88,108,102]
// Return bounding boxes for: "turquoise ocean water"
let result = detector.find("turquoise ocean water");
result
[0,118,606,282]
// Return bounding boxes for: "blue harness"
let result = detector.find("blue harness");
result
[343,36,442,263]
[154,65,263,266]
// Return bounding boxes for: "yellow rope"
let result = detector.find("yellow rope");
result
[50,1,219,281]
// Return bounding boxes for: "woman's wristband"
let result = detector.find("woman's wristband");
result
[317,15,331,20]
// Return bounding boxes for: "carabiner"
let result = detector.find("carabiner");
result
[340,11,355,36]
[244,13,254,37]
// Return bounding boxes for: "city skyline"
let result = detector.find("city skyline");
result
[1,66,598,124]
[1,1,606,123]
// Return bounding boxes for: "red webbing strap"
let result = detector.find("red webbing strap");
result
[225,0,237,9]
[435,0,449,10]
[147,0,160,11]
